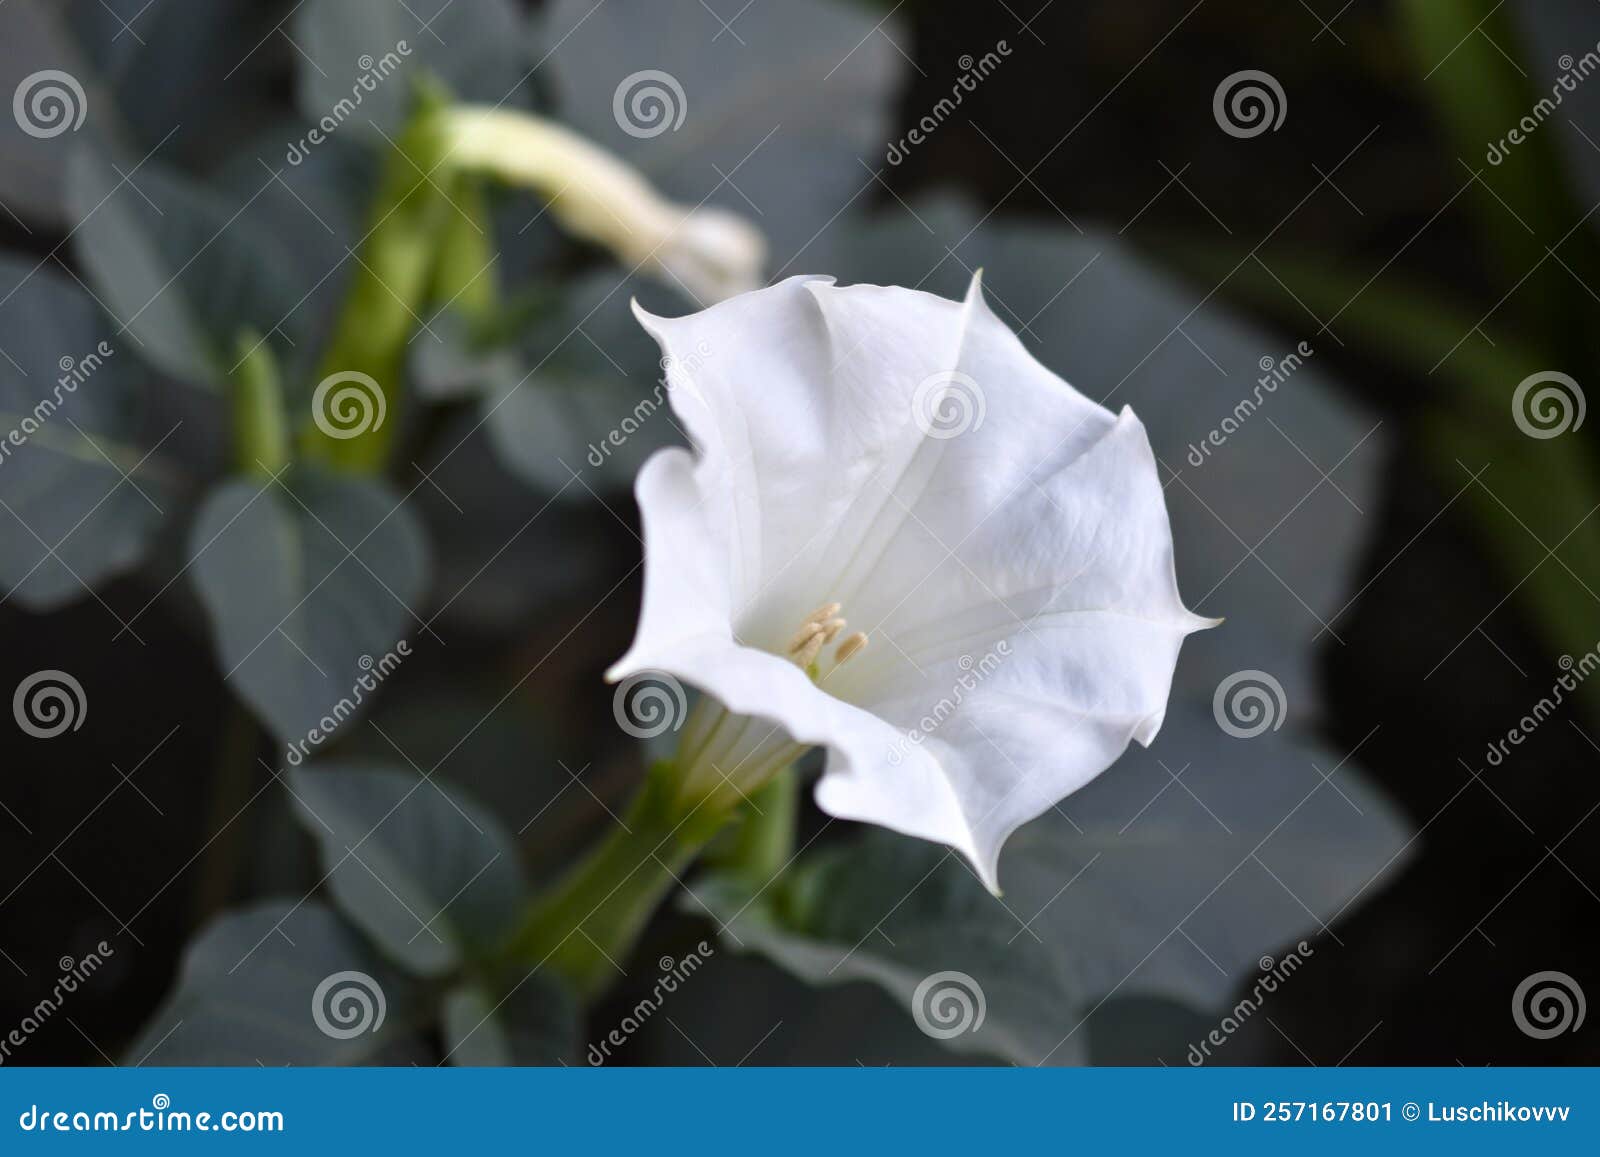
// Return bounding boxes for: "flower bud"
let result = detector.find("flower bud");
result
[439,106,765,303]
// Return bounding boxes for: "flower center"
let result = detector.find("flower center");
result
[785,601,869,682]
[671,602,870,808]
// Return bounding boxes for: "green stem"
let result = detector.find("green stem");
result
[429,175,497,324]
[501,761,736,999]
[705,764,798,885]
[300,82,456,474]
[228,331,289,477]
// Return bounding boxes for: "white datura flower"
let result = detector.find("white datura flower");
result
[442,106,765,303]
[610,274,1215,892]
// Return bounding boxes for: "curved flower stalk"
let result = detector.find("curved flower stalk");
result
[440,106,766,304]
[511,273,1212,995]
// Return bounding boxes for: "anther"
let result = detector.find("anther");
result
[793,630,826,668]
[787,621,825,654]
[803,601,842,626]
[834,632,869,665]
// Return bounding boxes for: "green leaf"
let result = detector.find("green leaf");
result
[1174,244,1600,721]
[68,0,288,171]
[697,706,1413,1067]
[287,762,527,977]
[415,273,680,496]
[542,0,908,260]
[65,146,316,386]
[211,127,379,388]
[129,900,425,1065]
[481,363,670,496]
[0,257,172,609]
[187,469,430,743]
[0,0,107,228]
[410,310,521,402]
[607,944,981,1066]
[440,977,578,1065]
[407,417,618,633]
[296,0,535,138]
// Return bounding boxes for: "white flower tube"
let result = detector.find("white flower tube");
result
[441,106,765,303]
[611,273,1217,892]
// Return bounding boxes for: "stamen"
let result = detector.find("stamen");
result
[834,632,869,665]
[803,601,842,626]
[787,621,825,654]
[785,602,865,681]
[793,630,826,668]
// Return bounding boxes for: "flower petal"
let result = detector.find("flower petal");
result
[608,448,965,837]
[630,275,836,629]
[621,274,1212,891]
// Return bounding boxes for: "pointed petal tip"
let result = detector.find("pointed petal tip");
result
[602,654,637,685]
[629,297,665,329]
[968,838,1005,897]
[978,868,1004,899]
[962,268,988,311]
